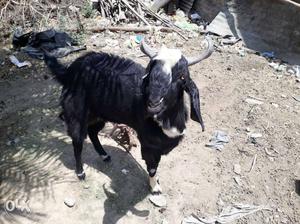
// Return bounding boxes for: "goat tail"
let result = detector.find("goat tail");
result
[43,52,68,86]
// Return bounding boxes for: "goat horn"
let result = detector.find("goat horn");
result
[187,36,214,66]
[140,39,157,58]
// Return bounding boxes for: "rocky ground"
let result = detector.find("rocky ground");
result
[0,22,299,224]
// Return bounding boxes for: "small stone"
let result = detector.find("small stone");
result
[246,127,251,132]
[245,98,264,105]
[271,103,279,108]
[233,164,241,175]
[162,218,168,224]
[64,197,76,207]
[83,184,90,189]
[149,194,167,207]
[249,133,263,138]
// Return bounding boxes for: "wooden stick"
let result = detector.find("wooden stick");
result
[135,0,188,40]
[121,0,150,26]
[67,26,174,33]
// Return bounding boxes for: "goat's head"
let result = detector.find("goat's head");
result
[141,37,214,131]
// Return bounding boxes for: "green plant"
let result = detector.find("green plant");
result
[82,1,96,18]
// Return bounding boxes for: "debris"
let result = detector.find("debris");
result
[249,133,263,139]
[134,35,143,44]
[105,39,119,47]
[238,49,246,57]
[64,197,76,207]
[207,12,241,38]
[222,36,241,45]
[174,21,199,31]
[233,164,241,175]
[205,130,229,151]
[83,184,90,189]
[269,61,286,72]
[121,168,129,174]
[249,154,257,172]
[9,55,31,68]
[149,194,167,207]
[245,98,264,105]
[287,65,300,77]
[295,180,300,196]
[162,218,169,224]
[182,204,270,224]
[271,102,279,108]
[292,95,300,102]
[261,51,275,59]
[13,29,86,59]
[150,0,172,13]
[233,176,242,186]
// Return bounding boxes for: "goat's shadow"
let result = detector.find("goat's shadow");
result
[59,142,150,224]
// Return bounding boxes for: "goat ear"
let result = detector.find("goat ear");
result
[184,79,205,131]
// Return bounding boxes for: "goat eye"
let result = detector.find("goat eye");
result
[181,76,185,80]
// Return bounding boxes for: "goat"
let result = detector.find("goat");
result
[44,37,213,193]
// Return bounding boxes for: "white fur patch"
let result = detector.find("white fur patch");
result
[154,46,182,75]
[162,127,186,138]
[149,174,162,193]
[154,116,185,138]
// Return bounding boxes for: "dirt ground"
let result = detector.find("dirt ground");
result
[0,28,299,224]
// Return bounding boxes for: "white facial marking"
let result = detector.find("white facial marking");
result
[154,46,182,76]
[149,174,162,193]
[101,155,109,160]
[77,171,85,177]
[162,127,186,138]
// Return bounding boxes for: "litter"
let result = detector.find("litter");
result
[249,133,263,138]
[292,95,300,102]
[149,194,167,207]
[9,55,31,68]
[261,51,275,59]
[222,36,241,45]
[233,176,242,186]
[248,154,257,172]
[121,168,129,174]
[269,61,286,72]
[182,204,270,224]
[205,130,229,151]
[245,98,264,105]
[12,29,86,59]
[286,65,300,77]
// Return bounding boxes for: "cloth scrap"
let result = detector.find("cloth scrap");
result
[205,130,229,151]
[9,55,31,68]
[182,204,270,224]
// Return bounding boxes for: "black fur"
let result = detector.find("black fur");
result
[44,51,204,182]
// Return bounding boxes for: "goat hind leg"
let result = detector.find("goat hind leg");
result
[88,121,111,162]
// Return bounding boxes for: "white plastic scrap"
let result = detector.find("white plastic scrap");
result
[205,130,229,151]
[9,55,31,68]
[182,204,270,224]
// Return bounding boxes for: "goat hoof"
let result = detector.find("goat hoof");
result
[76,171,86,180]
[102,155,111,162]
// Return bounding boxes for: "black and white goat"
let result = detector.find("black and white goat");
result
[44,37,213,193]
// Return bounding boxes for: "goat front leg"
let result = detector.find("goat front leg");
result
[72,138,85,180]
[142,150,162,193]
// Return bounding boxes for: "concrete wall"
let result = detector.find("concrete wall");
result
[193,0,300,64]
